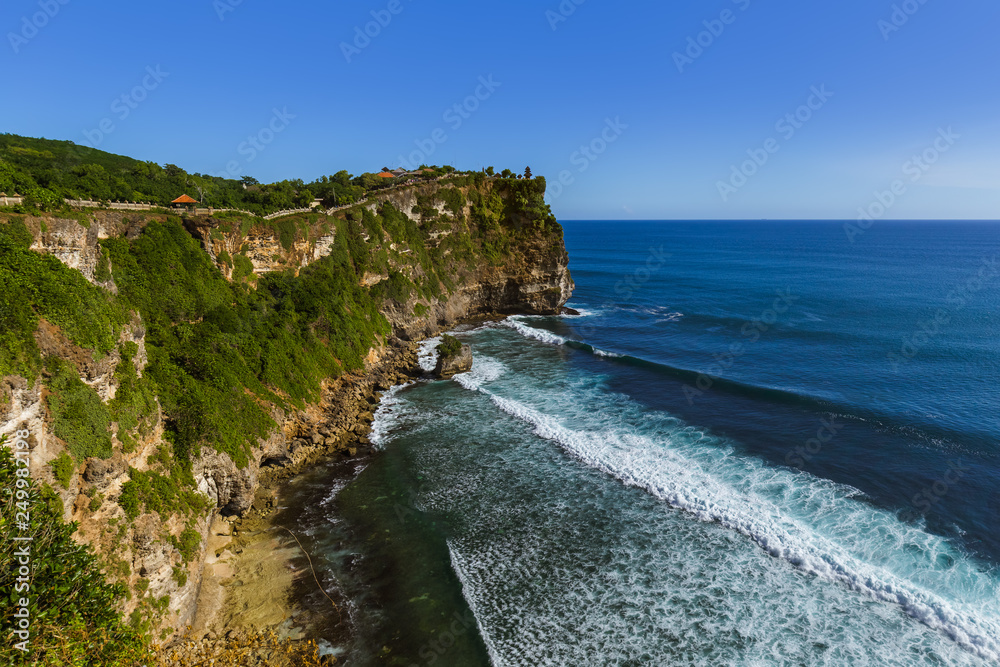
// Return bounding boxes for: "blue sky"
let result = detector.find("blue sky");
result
[3,0,999,219]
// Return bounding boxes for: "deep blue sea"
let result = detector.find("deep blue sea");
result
[292,221,1000,666]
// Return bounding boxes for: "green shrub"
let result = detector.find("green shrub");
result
[45,357,113,460]
[23,186,62,211]
[272,217,297,250]
[231,253,254,282]
[118,428,138,454]
[174,528,201,563]
[374,270,414,304]
[118,468,208,521]
[108,341,157,434]
[0,219,33,247]
[95,245,112,282]
[0,224,129,380]
[439,186,466,218]
[0,441,150,666]
[437,334,462,358]
[50,451,75,488]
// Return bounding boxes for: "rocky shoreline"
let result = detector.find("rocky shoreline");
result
[0,178,574,661]
[176,339,421,656]
[174,316,509,661]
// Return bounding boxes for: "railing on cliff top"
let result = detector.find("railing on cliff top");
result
[65,199,158,211]
[0,194,317,219]
[2,174,488,220]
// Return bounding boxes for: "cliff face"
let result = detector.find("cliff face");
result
[0,176,573,637]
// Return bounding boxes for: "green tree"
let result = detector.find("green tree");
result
[0,440,150,666]
[0,160,36,194]
[23,186,62,211]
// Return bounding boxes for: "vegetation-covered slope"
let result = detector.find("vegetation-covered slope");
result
[0,148,570,662]
[0,133,486,215]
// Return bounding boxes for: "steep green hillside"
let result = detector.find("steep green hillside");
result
[0,151,569,661]
[0,133,462,214]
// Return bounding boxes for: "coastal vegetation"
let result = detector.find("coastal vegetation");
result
[1,173,556,471]
[0,220,129,381]
[2,439,325,665]
[0,439,149,666]
[437,334,463,358]
[0,137,567,662]
[0,134,538,216]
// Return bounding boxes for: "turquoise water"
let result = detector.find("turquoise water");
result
[300,221,1000,665]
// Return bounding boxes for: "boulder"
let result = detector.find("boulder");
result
[434,343,473,379]
[193,451,258,516]
[83,455,127,489]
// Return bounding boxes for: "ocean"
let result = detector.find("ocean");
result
[286,221,1000,666]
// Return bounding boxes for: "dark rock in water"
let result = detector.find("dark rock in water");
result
[435,343,473,379]
[560,306,581,316]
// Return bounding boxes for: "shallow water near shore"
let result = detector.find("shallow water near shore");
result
[296,221,999,665]
[271,424,491,665]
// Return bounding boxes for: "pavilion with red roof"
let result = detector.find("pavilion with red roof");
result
[171,194,198,210]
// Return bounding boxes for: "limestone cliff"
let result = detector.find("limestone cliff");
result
[0,175,573,638]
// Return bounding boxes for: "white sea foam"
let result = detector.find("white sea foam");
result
[448,544,508,667]
[417,336,443,372]
[385,317,999,665]
[453,356,506,391]
[450,382,1000,663]
[501,317,567,346]
[633,305,684,321]
[655,311,684,323]
[368,382,415,449]
[503,316,631,359]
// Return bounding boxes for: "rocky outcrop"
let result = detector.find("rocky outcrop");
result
[182,215,340,278]
[435,344,472,379]
[22,212,152,287]
[83,455,127,490]
[193,449,259,516]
